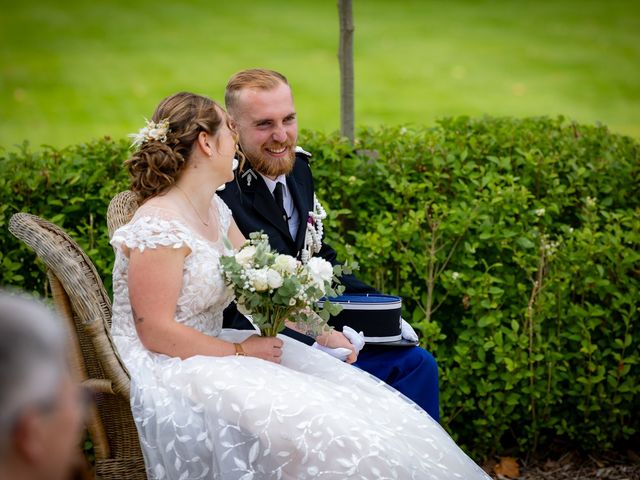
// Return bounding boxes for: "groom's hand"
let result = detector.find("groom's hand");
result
[400,318,419,343]
[315,330,358,364]
[241,335,283,363]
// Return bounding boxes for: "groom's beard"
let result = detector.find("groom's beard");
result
[244,141,296,178]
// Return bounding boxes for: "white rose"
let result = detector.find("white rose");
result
[235,246,257,267]
[307,257,333,283]
[273,254,298,274]
[266,268,283,289]
[306,257,333,294]
[251,268,269,292]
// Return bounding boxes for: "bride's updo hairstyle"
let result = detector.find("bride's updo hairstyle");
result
[126,92,223,202]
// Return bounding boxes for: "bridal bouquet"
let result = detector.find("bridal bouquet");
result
[220,232,349,337]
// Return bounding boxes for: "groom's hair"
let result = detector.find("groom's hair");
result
[225,69,289,116]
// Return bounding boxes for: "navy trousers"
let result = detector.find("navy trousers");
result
[354,345,440,422]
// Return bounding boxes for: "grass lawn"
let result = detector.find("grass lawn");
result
[1,0,639,149]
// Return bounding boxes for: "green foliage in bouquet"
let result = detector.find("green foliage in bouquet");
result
[220,232,347,336]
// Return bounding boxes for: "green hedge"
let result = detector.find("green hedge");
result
[308,117,640,456]
[1,117,638,458]
[1,138,129,295]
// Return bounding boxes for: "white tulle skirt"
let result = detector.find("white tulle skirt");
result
[115,330,489,480]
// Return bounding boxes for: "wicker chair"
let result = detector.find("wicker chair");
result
[8,213,147,480]
[107,190,138,239]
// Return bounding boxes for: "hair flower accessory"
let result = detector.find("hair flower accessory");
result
[128,118,170,148]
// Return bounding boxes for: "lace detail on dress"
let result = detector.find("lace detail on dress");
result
[110,196,234,340]
[112,215,196,252]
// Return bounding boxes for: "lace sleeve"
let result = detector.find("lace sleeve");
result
[111,214,195,253]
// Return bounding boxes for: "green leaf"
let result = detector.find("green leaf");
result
[516,237,535,249]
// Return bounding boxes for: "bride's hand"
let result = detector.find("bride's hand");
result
[315,330,358,364]
[241,335,283,364]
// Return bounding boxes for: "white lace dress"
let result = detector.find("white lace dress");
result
[110,195,489,480]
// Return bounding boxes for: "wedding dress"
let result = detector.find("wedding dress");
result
[110,194,490,480]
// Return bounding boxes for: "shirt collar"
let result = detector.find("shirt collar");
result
[259,173,288,195]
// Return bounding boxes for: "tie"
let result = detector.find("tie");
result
[273,182,288,223]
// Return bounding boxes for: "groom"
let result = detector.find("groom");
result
[219,68,440,420]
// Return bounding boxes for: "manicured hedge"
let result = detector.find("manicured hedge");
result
[307,117,640,456]
[1,116,638,458]
[1,138,129,295]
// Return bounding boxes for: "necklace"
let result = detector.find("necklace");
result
[175,185,209,227]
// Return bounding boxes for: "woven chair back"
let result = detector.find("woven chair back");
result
[9,212,147,479]
[107,190,139,240]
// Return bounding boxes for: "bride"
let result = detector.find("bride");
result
[110,91,490,479]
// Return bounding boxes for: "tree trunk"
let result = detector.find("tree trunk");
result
[338,0,355,142]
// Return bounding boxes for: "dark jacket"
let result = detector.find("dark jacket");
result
[219,152,376,342]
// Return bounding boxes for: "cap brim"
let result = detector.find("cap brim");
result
[364,338,419,347]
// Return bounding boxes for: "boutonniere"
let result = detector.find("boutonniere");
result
[301,194,327,264]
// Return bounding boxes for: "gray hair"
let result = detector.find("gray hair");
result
[0,291,67,456]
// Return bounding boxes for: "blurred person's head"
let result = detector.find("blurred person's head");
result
[225,69,298,178]
[0,291,85,480]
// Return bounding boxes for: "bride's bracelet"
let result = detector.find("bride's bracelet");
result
[234,342,247,357]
